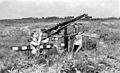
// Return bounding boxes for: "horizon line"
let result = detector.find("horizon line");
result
[0,16,120,20]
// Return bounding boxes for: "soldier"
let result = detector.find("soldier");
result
[73,32,82,52]
[30,30,43,55]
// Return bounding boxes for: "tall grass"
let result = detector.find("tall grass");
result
[0,20,120,73]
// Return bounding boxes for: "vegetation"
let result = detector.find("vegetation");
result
[0,18,120,73]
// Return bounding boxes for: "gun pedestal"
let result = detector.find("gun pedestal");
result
[64,27,68,52]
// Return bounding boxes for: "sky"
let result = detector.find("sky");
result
[0,0,119,19]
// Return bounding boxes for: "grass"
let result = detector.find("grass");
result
[0,19,120,73]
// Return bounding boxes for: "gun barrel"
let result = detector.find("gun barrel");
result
[43,14,88,33]
[42,23,70,40]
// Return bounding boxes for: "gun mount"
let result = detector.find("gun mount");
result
[41,14,91,51]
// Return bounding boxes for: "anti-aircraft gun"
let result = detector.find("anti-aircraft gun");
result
[42,14,90,40]
[11,14,92,55]
[41,14,91,51]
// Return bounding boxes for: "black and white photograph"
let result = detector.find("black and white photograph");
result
[0,0,120,73]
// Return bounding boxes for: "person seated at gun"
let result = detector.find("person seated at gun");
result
[30,30,43,55]
[73,32,82,52]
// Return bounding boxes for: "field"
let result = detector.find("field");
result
[0,18,120,73]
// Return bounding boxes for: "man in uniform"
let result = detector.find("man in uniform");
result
[30,30,43,55]
[73,32,82,53]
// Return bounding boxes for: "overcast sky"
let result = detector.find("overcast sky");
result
[0,0,119,19]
